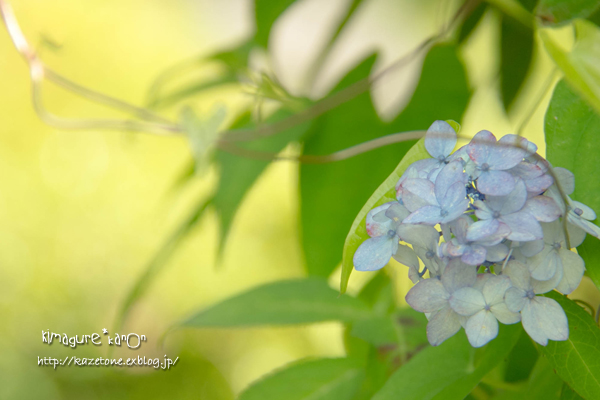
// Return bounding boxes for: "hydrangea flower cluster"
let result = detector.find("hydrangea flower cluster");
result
[353,121,600,348]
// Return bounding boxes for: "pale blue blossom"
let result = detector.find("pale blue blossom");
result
[398,224,445,279]
[449,274,520,347]
[401,160,469,225]
[503,261,568,346]
[406,260,476,346]
[467,131,526,196]
[354,202,410,271]
[528,221,586,294]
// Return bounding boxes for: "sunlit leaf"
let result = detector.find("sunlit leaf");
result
[181,278,372,328]
[536,0,600,25]
[238,358,364,400]
[458,2,488,43]
[545,79,600,290]
[371,325,520,400]
[542,291,600,399]
[541,20,600,114]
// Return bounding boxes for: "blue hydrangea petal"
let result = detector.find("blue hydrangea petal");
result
[504,287,527,312]
[353,235,396,272]
[490,302,521,324]
[466,219,500,242]
[414,246,446,277]
[406,278,449,313]
[461,245,487,266]
[477,170,516,196]
[473,199,495,219]
[441,259,477,293]
[393,244,420,270]
[500,178,528,215]
[439,182,469,223]
[523,196,561,222]
[571,200,597,221]
[366,202,395,237]
[484,243,509,262]
[529,247,560,281]
[552,167,575,195]
[403,205,443,225]
[465,310,499,348]
[449,287,485,316]
[518,239,544,257]
[482,275,512,305]
[398,224,439,249]
[467,130,496,164]
[501,211,543,241]
[385,202,411,225]
[425,120,457,159]
[568,217,600,238]
[531,263,563,294]
[434,160,467,204]
[524,174,553,194]
[556,249,585,294]
[400,178,437,211]
[510,161,544,180]
[477,223,511,246]
[521,297,569,346]
[449,215,471,243]
[426,305,462,346]
[486,134,526,170]
[503,261,531,291]
[427,166,443,183]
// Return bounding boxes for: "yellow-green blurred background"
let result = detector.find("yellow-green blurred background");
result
[1,0,598,398]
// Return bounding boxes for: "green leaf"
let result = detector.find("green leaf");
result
[500,14,534,110]
[542,291,600,399]
[181,278,372,328]
[541,20,600,114]
[239,358,364,400]
[544,79,600,289]
[372,325,520,400]
[300,45,469,283]
[561,383,585,400]
[254,0,297,48]
[350,316,397,347]
[213,109,311,257]
[52,350,233,400]
[458,2,488,43]
[517,356,563,400]
[536,0,600,25]
[504,328,539,382]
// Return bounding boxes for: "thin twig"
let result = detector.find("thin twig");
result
[0,0,182,135]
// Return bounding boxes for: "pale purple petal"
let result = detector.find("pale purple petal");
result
[525,174,553,194]
[467,130,496,164]
[425,120,457,159]
[523,196,561,222]
[571,200,597,221]
[473,199,495,219]
[521,297,569,346]
[518,239,544,257]
[494,178,528,215]
[449,287,486,316]
[441,259,477,293]
[439,182,469,223]
[477,170,516,196]
[477,223,511,246]
[466,219,500,242]
[502,211,543,241]
[461,245,487,266]
[366,202,395,237]
[487,134,526,170]
[531,264,563,294]
[353,235,396,272]
[435,160,467,203]
[465,310,499,347]
[406,278,449,313]
[426,305,462,346]
[401,178,437,206]
[403,205,443,225]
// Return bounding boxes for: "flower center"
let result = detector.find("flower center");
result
[574,207,584,216]
[492,211,501,219]
[425,251,434,259]
[387,230,396,237]
[526,290,535,299]
[440,209,449,217]
[552,242,561,250]
[480,163,490,172]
